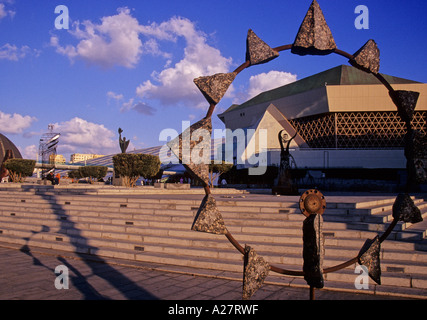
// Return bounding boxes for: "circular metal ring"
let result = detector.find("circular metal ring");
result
[299,189,326,217]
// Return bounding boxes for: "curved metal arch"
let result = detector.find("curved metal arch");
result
[203,43,409,278]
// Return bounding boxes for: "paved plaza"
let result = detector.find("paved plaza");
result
[0,186,426,318]
[0,245,419,301]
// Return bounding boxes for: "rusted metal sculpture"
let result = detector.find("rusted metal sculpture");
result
[168,0,424,300]
[273,130,298,195]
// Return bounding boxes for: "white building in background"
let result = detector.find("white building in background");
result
[217,65,427,171]
[49,154,66,164]
[70,153,105,164]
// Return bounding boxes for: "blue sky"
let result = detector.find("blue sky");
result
[1,0,426,162]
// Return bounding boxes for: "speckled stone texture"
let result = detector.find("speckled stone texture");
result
[193,72,237,105]
[246,29,279,66]
[350,39,380,74]
[413,131,427,183]
[302,214,324,289]
[404,130,427,184]
[358,236,381,285]
[191,194,227,235]
[392,193,423,223]
[242,245,270,300]
[167,117,211,187]
[389,90,420,124]
[291,0,336,56]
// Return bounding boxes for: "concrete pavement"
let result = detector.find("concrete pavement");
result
[0,245,419,301]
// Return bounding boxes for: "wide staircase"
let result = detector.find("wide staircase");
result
[0,185,427,298]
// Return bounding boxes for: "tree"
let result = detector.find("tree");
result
[67,170,82,181]
[138,154,161,180]
[113,153,161,187]
[4,159,36,183]
[78,166,108,183]
[209,160,233,187]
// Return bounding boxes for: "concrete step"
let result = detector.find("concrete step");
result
[2,223,426,274]
[0,189,417,210]
[0,198,425,252]
[1,194,425,220]
[1,188,427,294]
[0,210,391,247]
[2,204,424,244]
[2,230,427,293]
[0,191,423,223]
[1,216,426,273]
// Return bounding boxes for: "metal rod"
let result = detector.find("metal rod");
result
[310,286,315,300]
[233,60,250,75]
[379,218,398,243]
[270,264,304,277]
[225,231,245,255]
[205,103,217,119]
[324,257,358,273]
[273,44,292,52]
[374,73,395,93]
[224,214,399,276]
[333,48,354,60]
[203,185,211,195]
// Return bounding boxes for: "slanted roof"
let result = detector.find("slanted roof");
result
[222,65,420,115]
[0,133,22,165]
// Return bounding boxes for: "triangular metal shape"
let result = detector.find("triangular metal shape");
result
[389,90,420,123]
[246,29,279,66]
[412,131,427,183]
[392,193,423,224]
[291,0,337,56]
[191,194,227,235]
[350,39,380,74]
[404,130,427,184]
[242,245,270,300]
[358,236,381,285]
[167,118,212,187]
[194,72,237,105]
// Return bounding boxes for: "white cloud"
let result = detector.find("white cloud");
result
[52,11,233,108]
[107,91,124,102]
[0,111,37,134]
[136,16,233,108]
[247,70,297,100]
[0,4,7,19]
[0,43,40,61]
[53,117,117,155]
[0,2,15,20]
[21,144,37,160]
[51,7,144,69]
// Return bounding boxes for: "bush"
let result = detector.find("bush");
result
[78,166,108,183]
[113,153,161,187]
[4,159,36,183]
[139,154,161,180]
[67,170,82,181]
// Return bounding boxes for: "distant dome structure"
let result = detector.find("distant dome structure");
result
[0,133,22,166]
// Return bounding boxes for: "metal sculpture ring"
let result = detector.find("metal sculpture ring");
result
[169,0,424,299]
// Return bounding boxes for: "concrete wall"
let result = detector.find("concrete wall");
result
[327,83,427,112]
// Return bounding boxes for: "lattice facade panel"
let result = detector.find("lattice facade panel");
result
[289,111,426,149]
